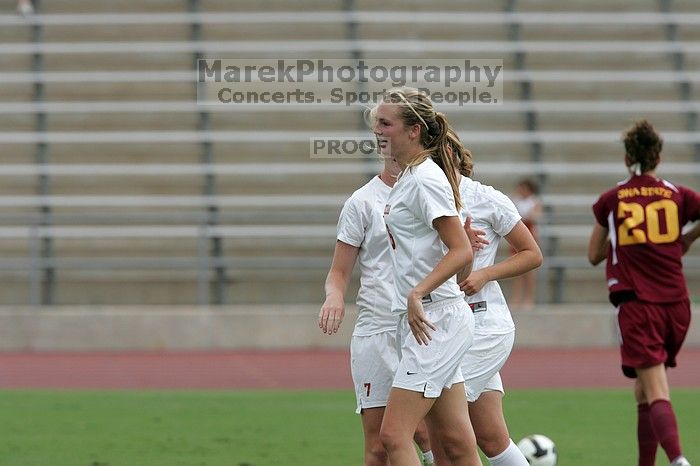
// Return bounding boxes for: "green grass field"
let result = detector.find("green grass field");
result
[0,389,697,465]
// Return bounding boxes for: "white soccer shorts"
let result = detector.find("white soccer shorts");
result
[350,330,399,413]
[393,297,475,398]
[461,330,515,402]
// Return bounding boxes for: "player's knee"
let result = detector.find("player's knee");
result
[644,380,670,402]
[638,375,670,402]
[365,439,388,466]
[634,381,647,404]
[365,450,388,466]
[441,442,472,462]
[413,426,430,449]
[437,431,474,461]
[378,425,402,453]
[472,418,510,457]
[475,433,510,458]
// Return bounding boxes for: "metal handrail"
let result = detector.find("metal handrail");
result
[2,130,700,145]
[0,193,600,208]
[4,70,700,84]
[2,40,700,55]
[3,100,700,114]
[2,12,700,26]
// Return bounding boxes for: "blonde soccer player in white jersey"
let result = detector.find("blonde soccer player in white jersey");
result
[431,129,542,466]
[318,152,436,466]
[372,87,481,466]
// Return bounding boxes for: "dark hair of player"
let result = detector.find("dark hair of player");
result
[623,120,663,173]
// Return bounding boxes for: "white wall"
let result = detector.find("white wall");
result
[0,304,697,351]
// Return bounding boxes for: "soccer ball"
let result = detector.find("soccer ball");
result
[516,434,557,466]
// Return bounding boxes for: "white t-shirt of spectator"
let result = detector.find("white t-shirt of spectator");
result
[337,175,399,336]
[459,177,521,335]
[513,195,538,220]
[384,158,464,314]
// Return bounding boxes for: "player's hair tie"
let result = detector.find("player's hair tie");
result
[629,162,642,176]
[392,91,430,131]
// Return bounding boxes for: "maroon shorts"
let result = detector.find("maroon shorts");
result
[616,298,691,378]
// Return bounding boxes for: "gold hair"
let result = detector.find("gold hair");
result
[381,87,464,210]
[446,128,474,178]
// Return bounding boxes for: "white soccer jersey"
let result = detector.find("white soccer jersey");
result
[459,177,521,335]
[337,175,399,336]
[384,158,464,313]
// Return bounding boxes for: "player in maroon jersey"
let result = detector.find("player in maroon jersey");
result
[588,120,700,466]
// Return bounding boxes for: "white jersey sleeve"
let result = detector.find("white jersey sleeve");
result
[337,194,367,248]
[411,168,459,229]
[485,188,520,238]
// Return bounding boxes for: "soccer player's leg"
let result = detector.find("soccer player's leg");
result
[635,378,658,466]
[637,364,685,465]
[469,390,528,466]
[618,300,685,465]
[360,407,388,466]
[413,420,435,466]
[380,388,435,466]
[351,331,399,466]
[424,383,481,466]
[627,299,690,466]
[458,332,521,465]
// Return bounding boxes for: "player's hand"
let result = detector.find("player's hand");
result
[463,217,489,251]
[459,269,488,296]
[407,292,436,346]
[318,294,345,335]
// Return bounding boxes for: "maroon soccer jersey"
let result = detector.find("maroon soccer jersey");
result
[592,174,700,303]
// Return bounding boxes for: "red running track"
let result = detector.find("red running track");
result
[0,348,699,390]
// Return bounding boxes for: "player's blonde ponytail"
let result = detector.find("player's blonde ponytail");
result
[446,127,474,178]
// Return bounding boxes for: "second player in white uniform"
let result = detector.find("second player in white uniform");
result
[319,159,435,466]
[459,177,521,403]
[337,174,398,411]
[435,129,543,466]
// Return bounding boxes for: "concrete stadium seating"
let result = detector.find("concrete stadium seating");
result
[0,0,698,306]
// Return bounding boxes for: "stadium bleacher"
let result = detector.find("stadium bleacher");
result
[0,0,698,306]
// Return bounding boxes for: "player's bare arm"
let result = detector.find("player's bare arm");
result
[588,223,610,265]
[457,217,488,284]
[459,221,542,296]
[408,215,472,345]
[681,221,700,254]
[319,241,359,334]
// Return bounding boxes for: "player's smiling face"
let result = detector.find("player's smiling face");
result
[372,102,421,167]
